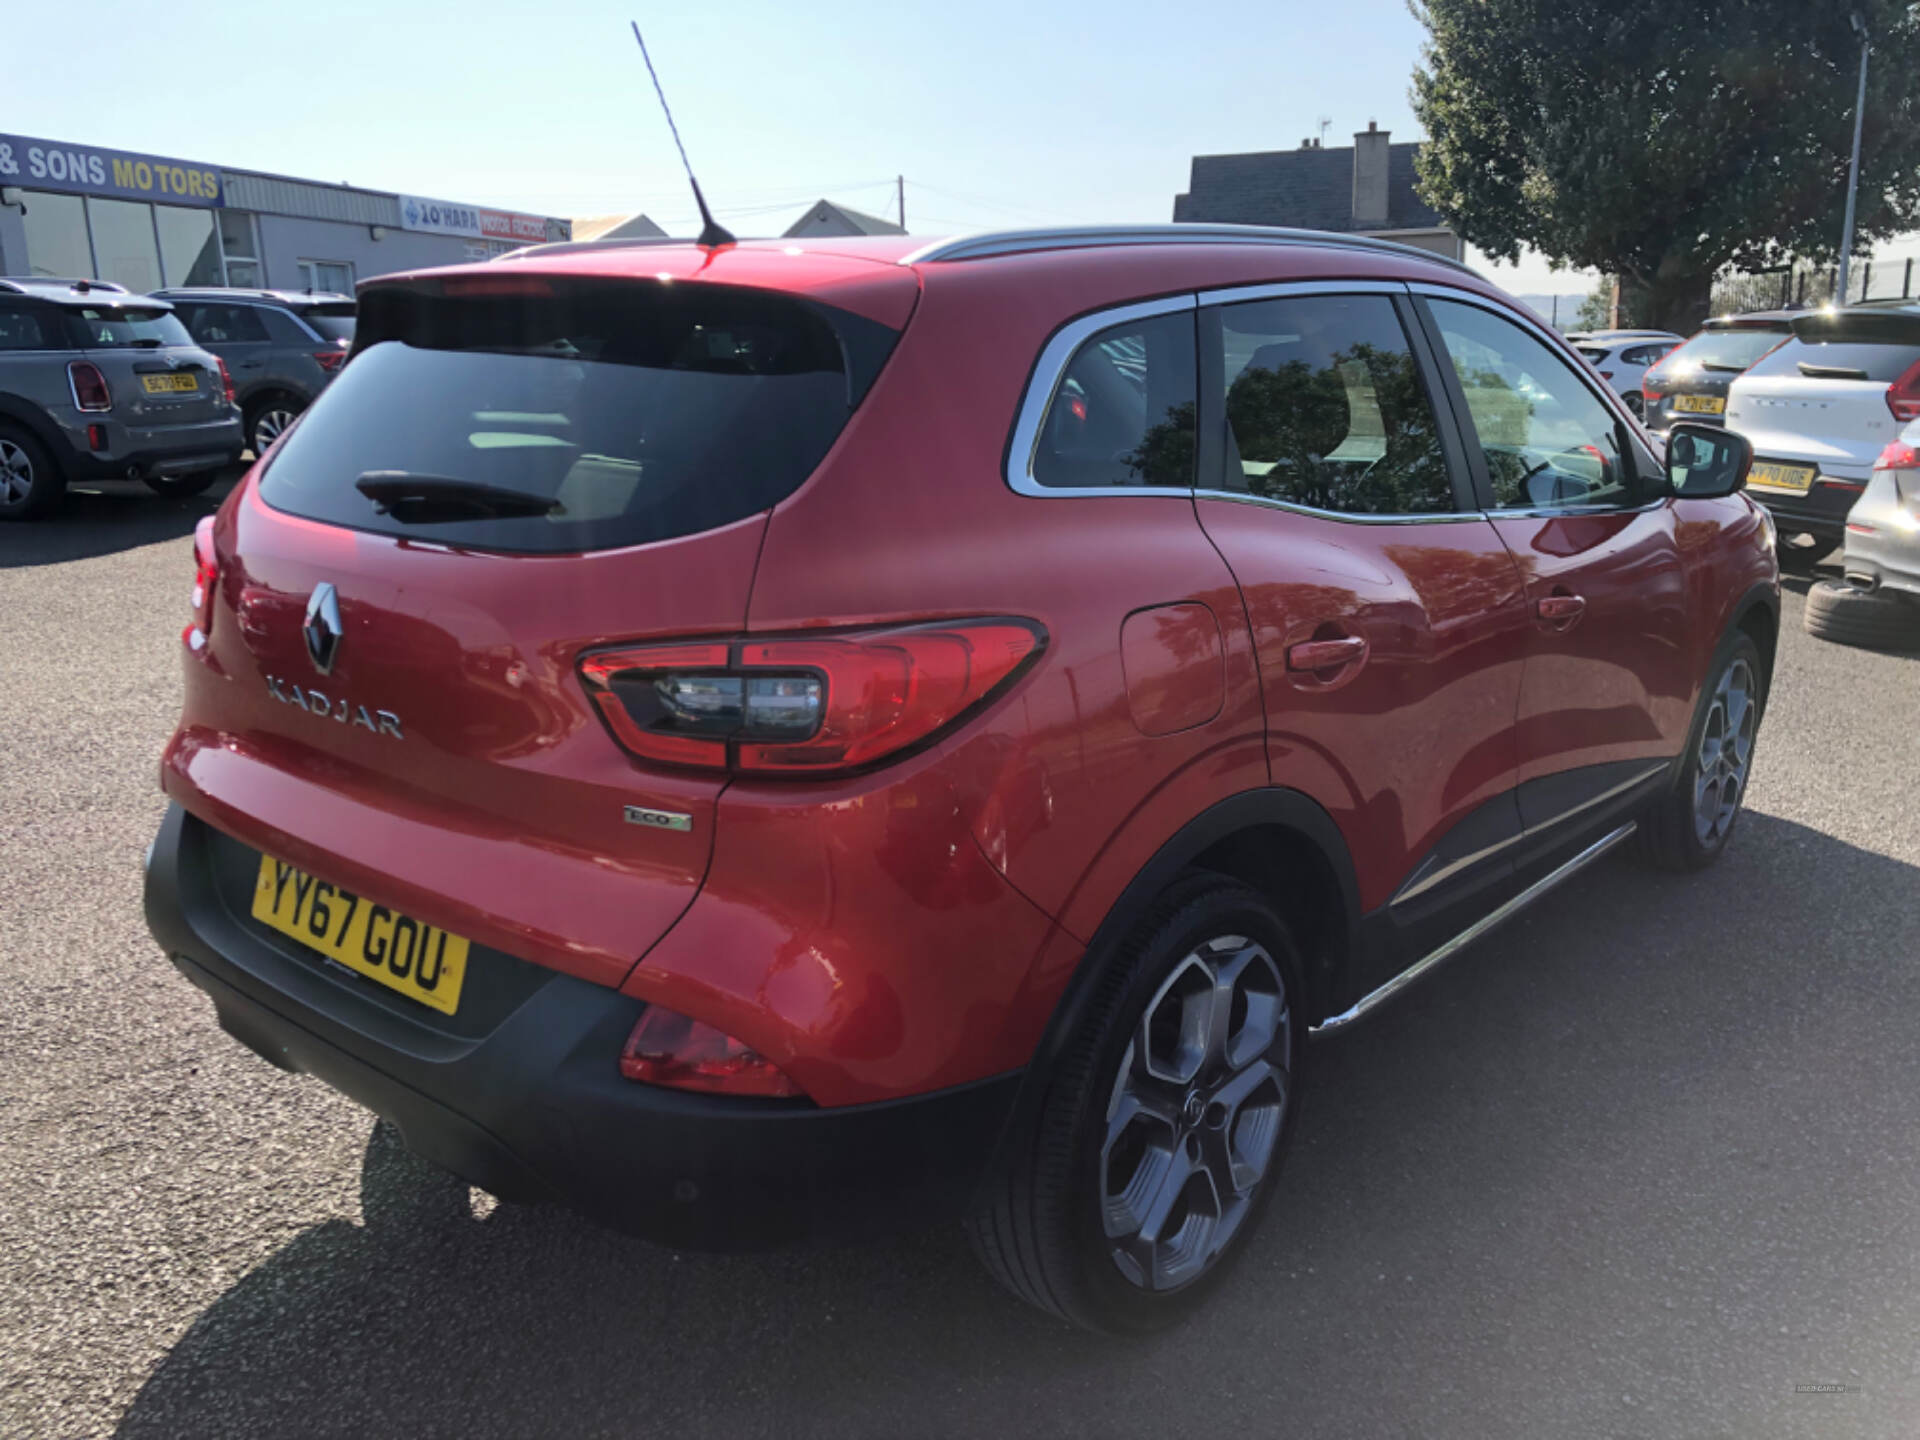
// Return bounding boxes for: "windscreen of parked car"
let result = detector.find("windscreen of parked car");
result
[1651,327,1789,377]
[62,305,194,349]
[299,304,356,343]
[257,277,899,554]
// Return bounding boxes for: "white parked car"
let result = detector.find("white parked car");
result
[1725,303,1920,571]
[1565,329,1683,420]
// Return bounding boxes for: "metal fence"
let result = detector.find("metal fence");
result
[1712,254,1920,315]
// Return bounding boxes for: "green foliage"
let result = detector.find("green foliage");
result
[1574,280,1612,331]
[1411,0,1920,326]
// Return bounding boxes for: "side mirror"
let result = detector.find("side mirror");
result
[1666,422,1752,498]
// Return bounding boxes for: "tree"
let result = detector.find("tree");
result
[1410,1,1920,333]
[1573,279,1612,332]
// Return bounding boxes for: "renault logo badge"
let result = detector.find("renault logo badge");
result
[303,582,342,675]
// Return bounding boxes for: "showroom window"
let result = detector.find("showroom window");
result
[298,259,354,294]
[155,206,222,287]
[18,191,93,279]
[86,197,162,292]
[15,191,227,289]
[219,211,262,287]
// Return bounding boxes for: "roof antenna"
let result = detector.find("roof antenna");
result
[630,21,735,249]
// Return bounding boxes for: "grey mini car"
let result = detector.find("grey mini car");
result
[0,278,244,520]
[152,288,355,456]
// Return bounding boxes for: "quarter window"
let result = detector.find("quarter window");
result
[1210,292,1454,515]
[0,304,58,351]
[1030,311,1196,490]
[1427,299,1639,511]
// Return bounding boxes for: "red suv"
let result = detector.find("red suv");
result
[145,225,1778,1332]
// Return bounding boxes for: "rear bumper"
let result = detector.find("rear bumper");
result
[144,803,1021,1250]
[53,412,244,481]
[1842,477,1920,598]
[1748,472,1863,542]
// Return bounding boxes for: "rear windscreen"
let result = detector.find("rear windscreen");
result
[256,278,899,554]
[64,305,193,349]
[1656,327,1789,374]
[1745,337,1920,384]
[300,305,356,342]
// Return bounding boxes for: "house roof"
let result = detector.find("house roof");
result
[570,213,669,243]
[782,200,906,239]
[1173,141,1445,233]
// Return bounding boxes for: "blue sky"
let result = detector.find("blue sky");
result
[17,0,1591,293]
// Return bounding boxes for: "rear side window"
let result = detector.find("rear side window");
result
[179,304,269,345]
[1211,292,1454,515]
[62,305,193,349]
[257,277,899,555]
[260,307,316,345]
[0,305,59,351]
[1030,311,1196,489]
[1746,337,1920,383]
[1622,344,1673,366]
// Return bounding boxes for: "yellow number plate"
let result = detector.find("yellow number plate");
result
[250,855,469,1014]
[141,372,199,394]
[1674,394,1726,415]
[1748,461,1816,493]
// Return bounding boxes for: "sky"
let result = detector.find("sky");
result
[11,0,1597,296]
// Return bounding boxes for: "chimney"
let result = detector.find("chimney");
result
[1352,120,1389,229]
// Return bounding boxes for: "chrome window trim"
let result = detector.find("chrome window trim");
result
[902,225,1476,274]
[1005,293,1199,499]
[1409,280,1669,516]
[1193,277,1475,526]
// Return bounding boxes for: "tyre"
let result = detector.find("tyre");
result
[0,423,66,521]
[244,393,303,456]
[1776,534,1838,573]
[967,873,1304,1332]
[143,469,222,499]
[1802,578,1920,651]
[1638,632,1763,872]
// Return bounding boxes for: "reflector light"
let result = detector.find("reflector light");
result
[188,516,218,638]
[619,1007,802,1098]
[579,619,1044,775]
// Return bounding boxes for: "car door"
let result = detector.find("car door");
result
[181,301,272,395]
[1190,282,1533,987]
[1414,289,1692,839]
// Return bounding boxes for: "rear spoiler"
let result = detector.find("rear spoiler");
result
[1790,307,1920,345]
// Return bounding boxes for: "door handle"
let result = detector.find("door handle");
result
[1536,593,1587,624]
[1286,635,1369,673]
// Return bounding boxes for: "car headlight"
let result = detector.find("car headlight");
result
[1755,503,1777,553]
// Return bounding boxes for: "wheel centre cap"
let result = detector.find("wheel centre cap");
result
[1181,1089,1207,1127]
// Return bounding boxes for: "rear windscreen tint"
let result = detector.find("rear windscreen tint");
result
[1745,337,1920,384]
[256,279,900,554]
[1654,327,1789,374]
[63,306,193,349]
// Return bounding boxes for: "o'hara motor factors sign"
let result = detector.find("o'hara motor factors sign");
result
[401,195,561,244]
[0,133,222,208]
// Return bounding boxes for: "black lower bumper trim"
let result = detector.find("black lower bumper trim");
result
[146,803,1022,1250]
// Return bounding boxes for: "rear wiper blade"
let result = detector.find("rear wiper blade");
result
[1698,362,1747,373]
[354,470,562,522]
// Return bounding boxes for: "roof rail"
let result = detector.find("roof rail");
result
[897,224,1477,274]
[0,275,131,293]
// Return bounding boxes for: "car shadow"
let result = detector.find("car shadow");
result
[0,467,243,569]
[113,811,1920,1438]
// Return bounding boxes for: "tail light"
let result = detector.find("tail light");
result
[620,1006,802,1098]
[214,355,236,405]
[1877,439,1920,507]
[1887,359,1920,422]
[67,360,111,411]
[186,515,218,646]
[314,348,347,375]
[579,618,1044,775]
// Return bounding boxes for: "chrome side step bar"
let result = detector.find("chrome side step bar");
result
[1310,821,1638,1035]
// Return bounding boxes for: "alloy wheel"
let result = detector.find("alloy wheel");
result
[1693,657,1756,846]
[0,438,33,506]
[252,408,296,453]
[1101,934,1291,1291]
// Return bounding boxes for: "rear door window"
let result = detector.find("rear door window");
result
[1030,311,1197,489]
[256,276,900,555]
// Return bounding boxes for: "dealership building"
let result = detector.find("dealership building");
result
[0,131,570,296]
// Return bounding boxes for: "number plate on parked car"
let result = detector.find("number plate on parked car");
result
[249,855,469,1014]
[1674,394,1725,414]
[1748,461,1817,493]
[141,373,199,394]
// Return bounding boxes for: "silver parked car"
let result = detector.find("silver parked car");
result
[1803,419,1920,648]
[0,278,244,520]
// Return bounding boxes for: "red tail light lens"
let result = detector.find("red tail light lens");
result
[314,348,347,374]
[1876,441,1918,470]
[68,360,111,411]
[214,355,236,405]
[187,515,218,642]
[1888,359,1920,422]
[620,1006,802,1098]
[579,619,1044,775]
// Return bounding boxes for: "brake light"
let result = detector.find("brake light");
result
[313,348,347,374]
[214,355,235,405]
[1876,441,1918,470]
[620,1006,802,1098]
[439,275,555,298]
[68,360,111,411]
[187,516,217,644]
[579,619,1045,775]
[1889,358,1920,422]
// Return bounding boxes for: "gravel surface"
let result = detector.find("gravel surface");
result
[3,481,1919,1439]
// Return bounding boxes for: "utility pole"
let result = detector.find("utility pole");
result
[897,175,906,231]
[1837,9,1871,305]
